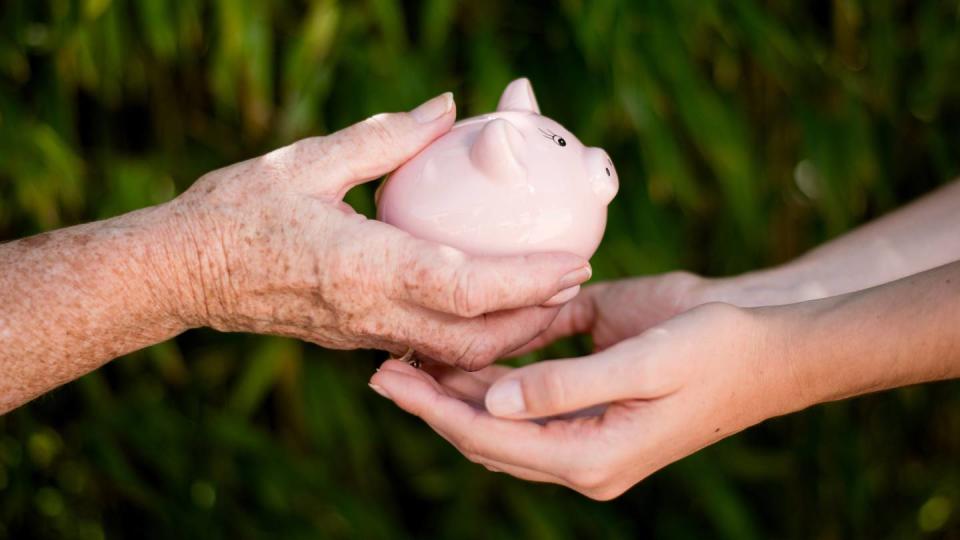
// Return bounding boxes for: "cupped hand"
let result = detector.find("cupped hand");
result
[509,272,712,355]
[164,93,591,369]
[370,301,800,499]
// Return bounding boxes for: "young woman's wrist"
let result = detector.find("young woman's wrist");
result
[745,300,832,418]
[698,260,831,309]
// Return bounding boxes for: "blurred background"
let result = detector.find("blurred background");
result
[2,0,960,538]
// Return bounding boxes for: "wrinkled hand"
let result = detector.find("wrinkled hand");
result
[371,285,799,499]
[164,93,591,369]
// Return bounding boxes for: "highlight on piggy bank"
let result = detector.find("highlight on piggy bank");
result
[377,78,618,259]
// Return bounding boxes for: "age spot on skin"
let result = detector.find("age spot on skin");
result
[19,233,53,248]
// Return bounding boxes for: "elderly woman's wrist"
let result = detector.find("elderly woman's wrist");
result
[148,199,222,330]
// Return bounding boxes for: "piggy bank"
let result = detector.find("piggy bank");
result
[377,78,618,258]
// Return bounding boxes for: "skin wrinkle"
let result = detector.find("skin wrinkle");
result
[172,204,218,327]
[1,102,593,414]
[18,232,52,248]
[150,214,194,324]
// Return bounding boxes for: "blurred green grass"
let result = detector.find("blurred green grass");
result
[2,1,960,538]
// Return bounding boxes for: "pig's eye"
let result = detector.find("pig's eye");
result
[538,128,566,148]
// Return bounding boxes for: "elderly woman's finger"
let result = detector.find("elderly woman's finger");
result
[392,304,562,371]
[276,93,456,198]
[505,283,608,356]
[381,227,591,317]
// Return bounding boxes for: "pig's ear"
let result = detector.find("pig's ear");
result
[496,78,540,114]
[470,119,526,183]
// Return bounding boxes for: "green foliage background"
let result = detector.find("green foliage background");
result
[2,0,960,538]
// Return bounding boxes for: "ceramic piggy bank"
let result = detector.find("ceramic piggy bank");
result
[377,78,618,258]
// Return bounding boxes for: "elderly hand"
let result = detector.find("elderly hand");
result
[166,93,591,368]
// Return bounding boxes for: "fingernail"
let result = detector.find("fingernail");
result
[543,285,580,306]
[369,383,391,399]
[486,379,526,416]
[410,92,454,124]
[558,265,592,289]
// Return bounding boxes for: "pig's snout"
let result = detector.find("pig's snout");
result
[584,147,618,205]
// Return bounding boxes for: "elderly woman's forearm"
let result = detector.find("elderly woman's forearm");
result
[0,203,194,413]
[0,96,595,414]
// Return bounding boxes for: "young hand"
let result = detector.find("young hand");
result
[370,301,793,499]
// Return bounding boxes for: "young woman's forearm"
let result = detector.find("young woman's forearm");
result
[714,179,960,306]
[772,260,960,412]
[0,204,194,413]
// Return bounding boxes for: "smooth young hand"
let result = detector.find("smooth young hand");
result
[371,262,960,499]
[370,301,783,500]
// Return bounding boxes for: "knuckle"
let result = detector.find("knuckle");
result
[255,143,299,179]
[451,267,485,317]
[457,355,484,372]
[341,115,397,173]
[362,114,398,147]
[447,335,476,369]
[325,114,398,180]
[397,243,476,314]
[532,369,569,413]
[295,136,333,168]
[471,337,503,371]
[449,333,495,372]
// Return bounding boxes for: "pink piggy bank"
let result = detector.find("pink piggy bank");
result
[377,78,618,259]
